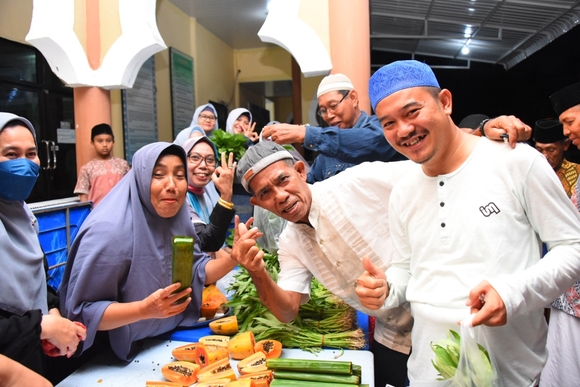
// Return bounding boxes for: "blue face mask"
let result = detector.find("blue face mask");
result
[0,158,40,201]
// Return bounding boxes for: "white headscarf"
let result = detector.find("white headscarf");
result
[226,108,252,135]
[174,104,219,145]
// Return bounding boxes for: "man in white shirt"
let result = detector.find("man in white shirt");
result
[357,60,580,386]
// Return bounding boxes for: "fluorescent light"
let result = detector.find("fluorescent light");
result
[464,26,473,38]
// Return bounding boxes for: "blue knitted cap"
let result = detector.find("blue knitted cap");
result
[369,60,440,111]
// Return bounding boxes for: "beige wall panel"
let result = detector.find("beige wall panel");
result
[235,47,292,84]
[195,23,235,114]
[0,0,32,43]
[155,0,193,141]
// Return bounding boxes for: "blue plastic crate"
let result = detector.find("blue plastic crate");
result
[30,199,93,290]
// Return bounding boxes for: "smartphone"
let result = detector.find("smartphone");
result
[171,236,195,303]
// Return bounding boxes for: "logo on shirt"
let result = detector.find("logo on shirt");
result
[479,202,500,217]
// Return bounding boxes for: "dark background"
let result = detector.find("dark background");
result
[372,25,580,161]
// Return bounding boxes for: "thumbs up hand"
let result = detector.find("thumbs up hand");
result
[355,257,389,310]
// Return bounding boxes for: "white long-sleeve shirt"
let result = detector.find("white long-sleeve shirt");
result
[385,139,580,386]
[277,160,415,354]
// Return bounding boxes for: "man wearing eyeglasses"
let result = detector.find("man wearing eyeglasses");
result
[262,73,405,183]
[262,73,531,184]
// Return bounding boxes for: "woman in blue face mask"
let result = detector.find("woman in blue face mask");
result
[0,113,87,381]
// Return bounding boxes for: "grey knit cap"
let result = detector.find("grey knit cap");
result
[236,141,294,193]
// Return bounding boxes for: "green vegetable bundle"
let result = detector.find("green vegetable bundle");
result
[209,129,247,161]
[268,358,365,386]
[227,249,366,352]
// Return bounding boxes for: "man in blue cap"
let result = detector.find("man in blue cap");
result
[261,73,530,184]
[356,60,580,385]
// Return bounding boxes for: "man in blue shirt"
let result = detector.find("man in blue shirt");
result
[263,73,406,183]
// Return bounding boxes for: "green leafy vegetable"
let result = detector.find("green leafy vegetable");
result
[209,129,248,161]
[227,248,365,353]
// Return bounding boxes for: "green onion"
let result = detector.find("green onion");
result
[267,358,352,375]
[227,248,366,352]
[273,370,360,384]
[271,380,358,387]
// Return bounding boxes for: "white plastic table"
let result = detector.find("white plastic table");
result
[56,338,375,386]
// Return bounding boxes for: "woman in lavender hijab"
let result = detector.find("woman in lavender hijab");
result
[59,142,248,361]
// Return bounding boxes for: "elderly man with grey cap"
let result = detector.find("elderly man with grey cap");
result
[230,139,415,387]
[356,60,580,386]
[262,73,531,184]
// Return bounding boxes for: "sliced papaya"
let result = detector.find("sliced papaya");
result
[237,351,268,375]
[161,361,200,386]
[227,331,256,360]
[238,370,273,387]
[202,284,228,305]
[197,357,237,383]
[145,382,183,387]
[209,315,239,336]
[195,343,230,368]
[254,339,282,359]
[195,378,232,387]
[200,302,221,319]
[171,342,200,362]
[199,335,230,347]
[224,380,253,387]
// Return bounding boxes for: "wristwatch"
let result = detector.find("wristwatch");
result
[478,118,491,137]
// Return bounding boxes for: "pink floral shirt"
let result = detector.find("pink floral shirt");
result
[74,157,130,206]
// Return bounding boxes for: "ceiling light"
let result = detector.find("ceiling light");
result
[461,46,470,55]
[464,26,473,38]
[468,8,475,12]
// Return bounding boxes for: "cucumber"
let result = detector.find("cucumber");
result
[171,236,194,303]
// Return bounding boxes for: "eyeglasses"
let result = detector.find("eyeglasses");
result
[188,153,216,167]
[199,114,216,121]
[317,91,350,117]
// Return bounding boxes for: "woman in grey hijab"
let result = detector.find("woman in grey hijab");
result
[174,104,219,145]
[0,112,86,376]
[60,142,241,361]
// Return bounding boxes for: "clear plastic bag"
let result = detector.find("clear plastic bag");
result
[451,314,501,387]
[253,206,287,254]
